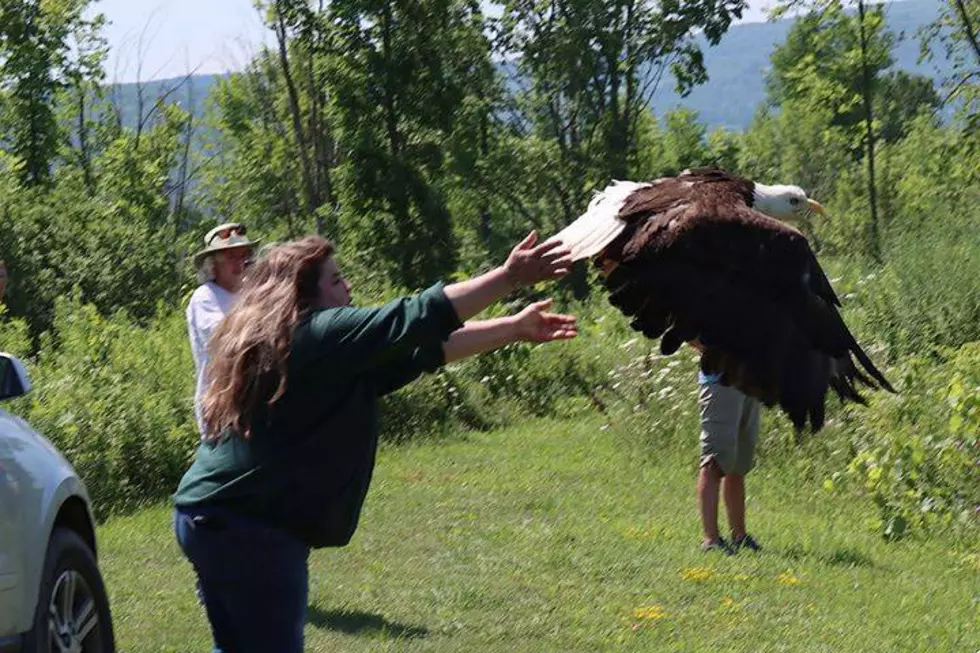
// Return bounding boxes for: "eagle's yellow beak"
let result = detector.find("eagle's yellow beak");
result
[807,199,827,216]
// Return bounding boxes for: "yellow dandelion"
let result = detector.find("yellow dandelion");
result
[681,566,714,582]
[622,525,659,541]
[718,596,741,613]
[633,604,666,620]
[777,571,802,585]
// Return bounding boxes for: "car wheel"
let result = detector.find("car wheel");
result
[24,527,115,653]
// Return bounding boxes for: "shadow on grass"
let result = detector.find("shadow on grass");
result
[308,607,429,639]
[778,545,877,569]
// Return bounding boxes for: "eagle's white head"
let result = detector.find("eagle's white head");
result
[752,183,826,224]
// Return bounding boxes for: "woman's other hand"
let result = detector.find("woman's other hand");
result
[441,299,577,363]
[503,231,572,288]
[510,299,577,343]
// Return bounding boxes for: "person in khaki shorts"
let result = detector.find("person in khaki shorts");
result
[694,358,763,555]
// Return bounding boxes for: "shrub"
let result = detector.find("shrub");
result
[378,366,497,443]
[841,341,979,540]
[0,305,31,357]
[19,298,195,518]
[379,298,630,442]
[856,234,980,359]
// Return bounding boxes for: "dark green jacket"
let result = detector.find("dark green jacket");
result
[173,283,462,547]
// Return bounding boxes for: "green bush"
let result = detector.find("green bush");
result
[844,119,980,358]
[858,235,980,358]
[841,342,980,540]
[379,298,630,442]
[18,298,196,518]
[378,366,497,443]
[602,341,703,452]
[0,304,31,356]
[0,113,196,341]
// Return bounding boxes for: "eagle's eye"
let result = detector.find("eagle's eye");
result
[789,197,801,206]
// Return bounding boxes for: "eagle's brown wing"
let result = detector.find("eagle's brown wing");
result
[597,188,893,432]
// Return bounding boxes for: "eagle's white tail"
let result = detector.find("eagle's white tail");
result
[546,180,650,261]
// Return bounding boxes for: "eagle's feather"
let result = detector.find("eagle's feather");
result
[546,180,650,260]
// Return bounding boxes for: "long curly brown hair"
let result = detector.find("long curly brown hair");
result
[201,236,334,439]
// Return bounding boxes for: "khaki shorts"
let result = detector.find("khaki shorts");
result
[698,382,760,476]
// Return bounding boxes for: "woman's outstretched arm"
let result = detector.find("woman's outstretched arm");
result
[443,300,577,364]
[443,232,571,322]
[373,300,576,396]
[306,232,572,376]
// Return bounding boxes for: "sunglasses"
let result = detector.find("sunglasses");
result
[208,224,247,246]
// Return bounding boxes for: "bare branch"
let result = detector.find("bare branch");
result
[952,0,980,66]
[137,65,204,139]
[273,0,321,219]
[936,70,980,110]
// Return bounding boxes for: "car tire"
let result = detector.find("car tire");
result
[23,527,115,653]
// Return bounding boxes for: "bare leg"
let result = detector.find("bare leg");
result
[698,460,723,543]
[722,473,746,540]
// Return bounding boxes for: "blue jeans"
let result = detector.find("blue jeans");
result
[173,505,310,653]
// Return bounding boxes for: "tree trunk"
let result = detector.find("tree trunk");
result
[76,85,96,196]
[274,3,321,230]
[857,0,881,262]
[172,101,194,232]
[380,1,414,286]
[478,111,492,249]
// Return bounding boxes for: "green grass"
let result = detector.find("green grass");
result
[98,414,979,652]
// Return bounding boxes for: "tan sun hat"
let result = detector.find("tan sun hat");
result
[193,222,261,268]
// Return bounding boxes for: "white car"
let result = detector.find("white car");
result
[0,353,115,652]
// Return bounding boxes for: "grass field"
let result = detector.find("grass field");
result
[98,414,979,652]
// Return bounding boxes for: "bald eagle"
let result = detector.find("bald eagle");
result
[549,168,894,432]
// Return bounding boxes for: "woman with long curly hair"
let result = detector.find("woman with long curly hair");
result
[173,232,575,651]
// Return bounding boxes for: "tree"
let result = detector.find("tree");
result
[0,0,104,186]
[497,0,746,295]
[0,0,201,337]
[766,0,918,260]
[324,0,496,288]
[875,71,940,142]
[856,0,881,260]
[920,0,979,126]
[662,108,708,172]
[0,102,193,337]
[705,126,742,172]
[204,51,320,239]
[265,0,338,233]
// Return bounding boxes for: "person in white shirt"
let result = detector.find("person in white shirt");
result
[187,223,260,437]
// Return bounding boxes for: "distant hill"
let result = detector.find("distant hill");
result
[106,74,223,133]
[106,0,947,135]
[649,0,946,129]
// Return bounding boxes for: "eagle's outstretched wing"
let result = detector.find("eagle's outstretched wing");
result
[570,178,893,431]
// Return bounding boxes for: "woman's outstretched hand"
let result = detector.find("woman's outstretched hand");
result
[441,299,578,363]
[443,231,573,323]
[503,231,572,288]
[511,299,578,343]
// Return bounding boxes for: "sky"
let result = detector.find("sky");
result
[92,0,774,84]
